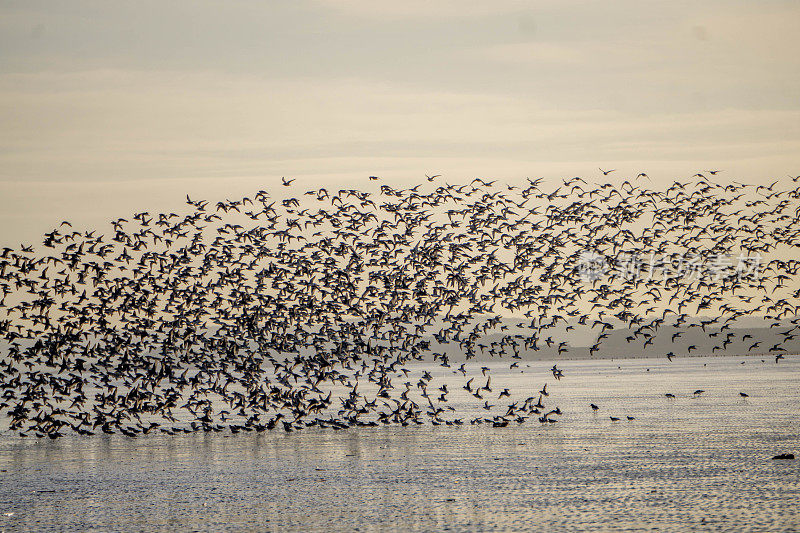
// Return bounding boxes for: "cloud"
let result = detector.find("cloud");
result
[0,69,797,185]
[309,0,534,20]
[478,42,585,65]
[1,1,799,246]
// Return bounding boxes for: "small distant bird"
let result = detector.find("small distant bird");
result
[5,161,800,440]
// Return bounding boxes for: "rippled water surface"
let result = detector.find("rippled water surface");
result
[1,355,798,532]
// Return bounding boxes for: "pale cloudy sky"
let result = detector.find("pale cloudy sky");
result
[1,1,799,245]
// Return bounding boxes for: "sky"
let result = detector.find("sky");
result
[1,1,799,246]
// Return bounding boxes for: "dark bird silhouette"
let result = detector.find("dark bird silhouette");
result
[1,171,798,437]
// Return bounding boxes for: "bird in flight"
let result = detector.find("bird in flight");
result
[0,169,797,439]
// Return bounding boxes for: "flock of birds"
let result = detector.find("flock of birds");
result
[0,171,798,438]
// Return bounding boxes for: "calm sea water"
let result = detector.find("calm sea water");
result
[0,355,798,532]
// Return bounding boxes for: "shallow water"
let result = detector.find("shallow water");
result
[1,355,798,532]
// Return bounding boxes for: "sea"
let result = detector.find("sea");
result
[0,355,797,532]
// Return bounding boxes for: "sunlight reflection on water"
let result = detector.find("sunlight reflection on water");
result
[0,355,798,532]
